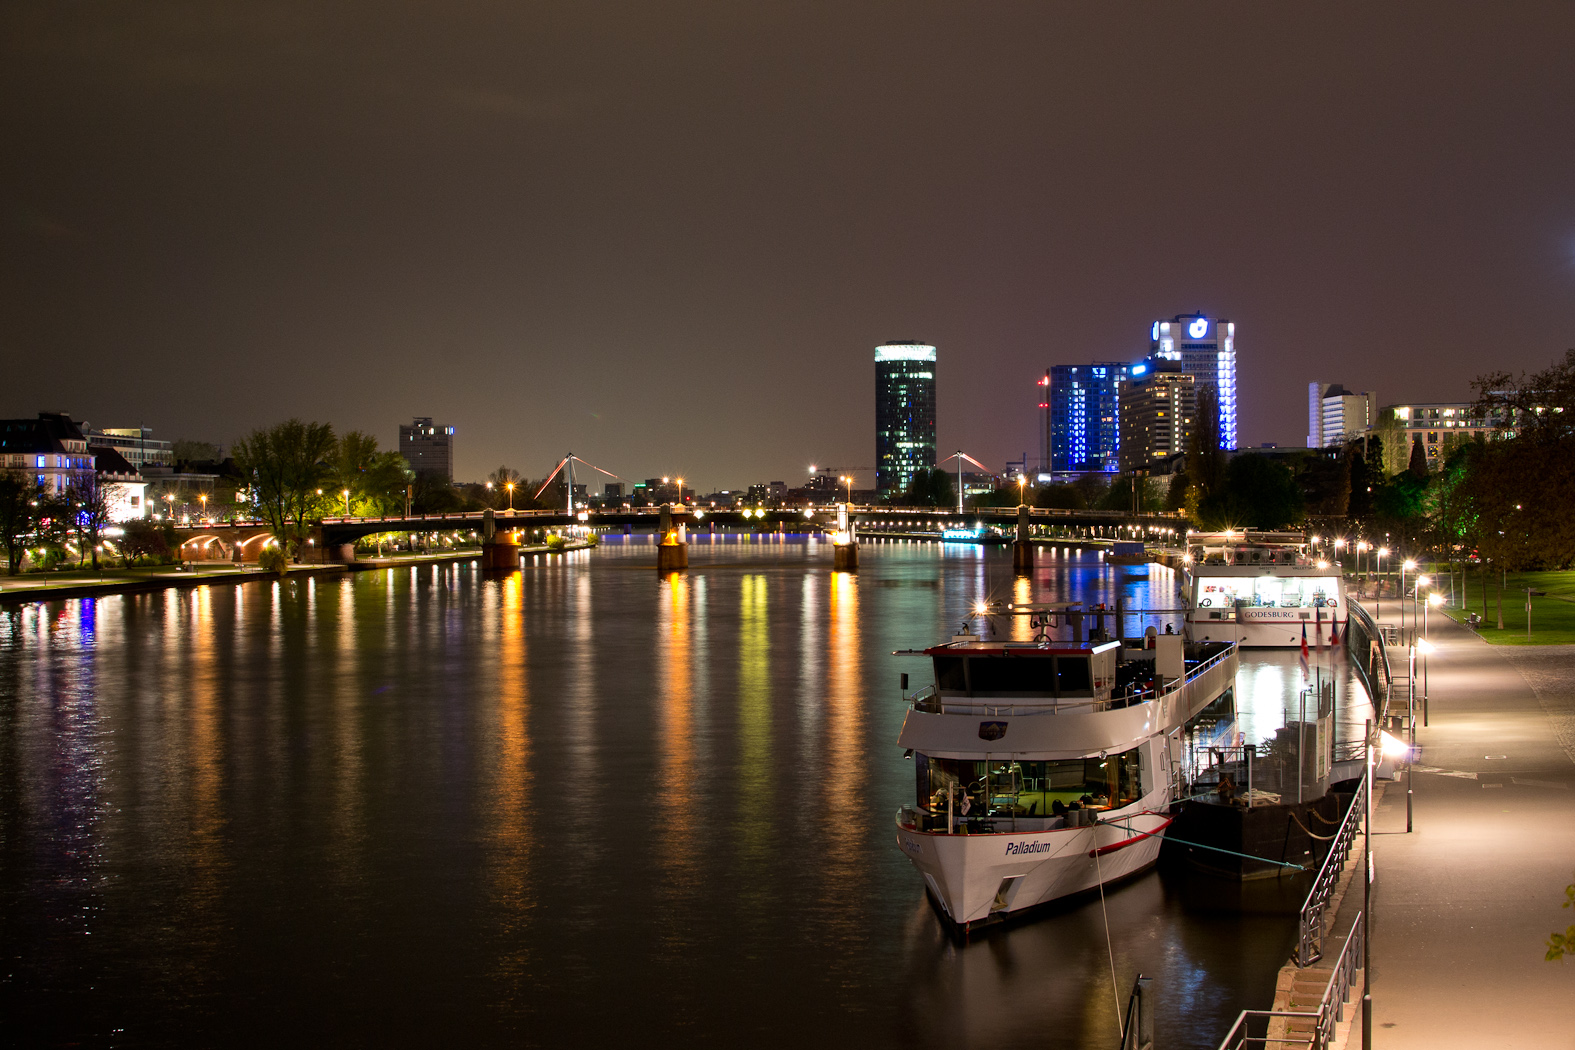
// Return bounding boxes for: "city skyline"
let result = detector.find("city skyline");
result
[4,4,1573,486]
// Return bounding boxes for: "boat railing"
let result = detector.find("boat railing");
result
[1216,910,1365,1050]
[1294,774,1367,966]
[1344,601,1391,706]
[905,643,1236,717]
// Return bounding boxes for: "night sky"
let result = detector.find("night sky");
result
[4,3,1573,489]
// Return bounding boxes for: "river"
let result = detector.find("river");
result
[0,538,1370,1048]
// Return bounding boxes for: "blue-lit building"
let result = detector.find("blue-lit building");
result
[1149,314,1237,451]
[1047,363,1128,473]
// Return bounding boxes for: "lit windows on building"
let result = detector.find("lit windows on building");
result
[1047,363,1127,473]
[875,343,937,499]
[1150,314,1236,451]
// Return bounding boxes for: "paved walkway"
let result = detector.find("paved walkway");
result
[1364,612,1575,1046]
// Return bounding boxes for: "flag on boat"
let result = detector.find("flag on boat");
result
[1299,622,1310,677]
[1331,616,1341,647]
[1315,607,1325,654]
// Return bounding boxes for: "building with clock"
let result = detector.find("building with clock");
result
[1149,313,1237,451]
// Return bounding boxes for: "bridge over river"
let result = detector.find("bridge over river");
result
[169,504,1184,564]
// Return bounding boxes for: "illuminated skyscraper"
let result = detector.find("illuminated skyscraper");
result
[1118,358,1196,472]
[1047,363,1128,472]
[1149,314,1237,450]
[875,342,936,500]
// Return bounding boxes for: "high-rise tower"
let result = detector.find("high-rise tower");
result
[1150,314,1237,451]
[875,342,937,500]
[1047,362,1129,473]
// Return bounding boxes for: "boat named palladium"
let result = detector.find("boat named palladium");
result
[894,613,1237,929]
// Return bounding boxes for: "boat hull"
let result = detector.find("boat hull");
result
[895,797,1173,927]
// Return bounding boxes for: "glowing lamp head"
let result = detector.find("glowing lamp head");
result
[1378,730,1412,761]
[1403,559,1417,571]
[1428,593,1443,607]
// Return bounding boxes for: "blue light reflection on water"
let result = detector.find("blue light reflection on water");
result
[0,542,1326,1048]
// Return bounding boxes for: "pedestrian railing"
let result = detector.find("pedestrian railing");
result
[1217,910,1365,1050]
[1293,775,1366,966]
[1345,600,1392,707]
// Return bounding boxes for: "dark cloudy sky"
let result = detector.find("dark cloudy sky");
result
[4,2,1573,489]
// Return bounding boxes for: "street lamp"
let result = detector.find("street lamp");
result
[343,488,351,516]
[506,482,515,512]
[1375,547,1390,618]
[840,475,853,503]
[1355,539,1368,579]
[199,493,208,521]
[1401,558,1417,639]
[676,478,684,506]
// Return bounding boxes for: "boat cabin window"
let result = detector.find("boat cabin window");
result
[931,654,1094,697]
[918,749,1143,815]
[1196,576,1339,610]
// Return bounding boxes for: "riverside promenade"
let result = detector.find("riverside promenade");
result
[1361,609,1575,1046]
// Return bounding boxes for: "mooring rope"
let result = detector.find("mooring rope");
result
[1092,842,1122,1031]
[1096,817,1308,872]
[1290,810,1340,842]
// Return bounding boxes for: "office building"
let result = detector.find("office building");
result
[1047,363,1128,473]
[398,417,455,480]
[1118,360,1196,472]
[1385,401,1494,471]
[1149,314,1237,451]
[1307,383,1373,448]
[80,425,173,469]
[875,342,937,500]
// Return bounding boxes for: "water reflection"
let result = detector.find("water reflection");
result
[0,544,1306,1048]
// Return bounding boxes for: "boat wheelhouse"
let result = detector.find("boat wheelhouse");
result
[1183,531,1346,648]
[895,625,1237,929]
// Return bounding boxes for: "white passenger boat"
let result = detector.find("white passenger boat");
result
[1182,531,1346,648]
[894,619,1238,929]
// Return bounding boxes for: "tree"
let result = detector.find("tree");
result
[1548,877,1575,962]
[1407,436,1429,479]
[0,470,40,575]
[1165,470,1191,513]
[232,419,336,559]
[171,439,222,464]
[898,468,956,508]
[1035,483,1086,511]
[61,477,119,570]
[1186,384,1225,522]
[1370,409,1409,476]
[1197,453,1304,530]
[331,431,412,515]
[120,518,170,565]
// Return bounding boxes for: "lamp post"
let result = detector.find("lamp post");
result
[1401,559,1417,640]
[1362,716,1373,1050]
[676,478,685,507]
[199,493,208,522]
[1375,547,1389,618]
[506,482,515,512]
[841,475,853,504]
[342,488,351,516]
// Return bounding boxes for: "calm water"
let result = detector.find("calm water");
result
[0,540,1366,1048]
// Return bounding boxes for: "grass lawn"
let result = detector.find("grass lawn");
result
[1442,569,1575,645]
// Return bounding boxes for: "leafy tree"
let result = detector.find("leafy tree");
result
[1165,470,1191,513]
[1548,877,1575,962]
[898,468,956,508]
[1370,409,1409,476]
[411,471,463,514]
[1198,454,1304,530]
[1187,384,1226,518]
[1035,483,1086,511]
[1347,439,1374,518]
[120,518,170,565]
[1101,475,1163,513]
[171,439,222,464]
[1071,472,1111,509]
[0,470,41,575]
[331,431,412,515]
[1298,451,1350,518]
[232,419,336,559]
[485,466,525,510]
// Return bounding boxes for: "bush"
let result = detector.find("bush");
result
[584,533,599,548]
[257,545,289,576]
[544,533,566,550]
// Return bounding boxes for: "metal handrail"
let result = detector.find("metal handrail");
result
[1217,910,1365,1050]
[1294,776,1366,966]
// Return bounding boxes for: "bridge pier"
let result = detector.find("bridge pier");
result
[832,503,858,571]
[479,510,520,571]
[656,505,687,572]
[1012,504,1033,574]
